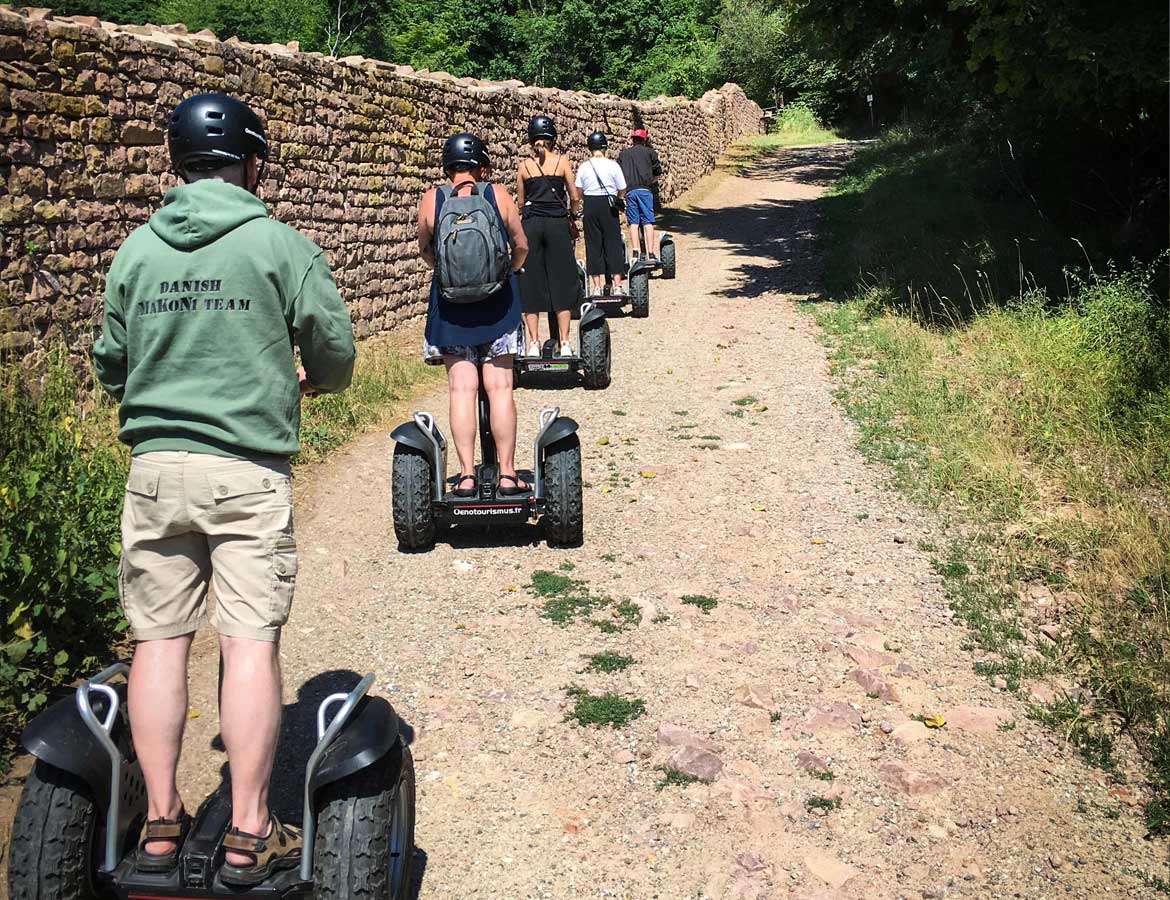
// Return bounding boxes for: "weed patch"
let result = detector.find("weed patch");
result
[681,594,718,614]
[564,685,645,728]
[584,652,635,673]
[806,795,842,811]
[655,765,700,791]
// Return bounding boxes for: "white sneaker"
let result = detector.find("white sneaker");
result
[612,283,626,297]
[589,286,603,298]
[527,341,540,357]
[560,341,573,357]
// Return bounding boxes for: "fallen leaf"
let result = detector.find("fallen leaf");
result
[714,356,721,363]
[599,486,612,493]
[187,708,201,719]
[754,404,768,413]
[640,470,657,479]
[751,503,766,511]
[504,584,517,592]
[811,538,826,545]
[666,368,673,374]
[597,436,610,446]
[923,713,946,729]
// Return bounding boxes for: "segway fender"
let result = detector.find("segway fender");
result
[537,416,579,451]
[20,684,129,812]
[309,695,400,795]
[579,307,607,332]
[391,420,432,455]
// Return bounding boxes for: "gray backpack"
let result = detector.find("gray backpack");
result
[434,182,511,303]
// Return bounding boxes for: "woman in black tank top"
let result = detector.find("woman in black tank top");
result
[516,115,581,357]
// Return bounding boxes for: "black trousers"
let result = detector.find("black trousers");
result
[583,195,624,277]
[520,215,577,314]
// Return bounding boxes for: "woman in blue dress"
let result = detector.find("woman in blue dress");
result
[417,133,530,496]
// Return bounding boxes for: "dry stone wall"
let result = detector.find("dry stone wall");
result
[0,6,762,357]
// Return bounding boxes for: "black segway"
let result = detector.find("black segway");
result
[390,370,583,550]
[581,237,652,319]
[657,232,676,279]
[515,304,611,390]
[8,665,415,899]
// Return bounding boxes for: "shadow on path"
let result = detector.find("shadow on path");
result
[660,144,853,301]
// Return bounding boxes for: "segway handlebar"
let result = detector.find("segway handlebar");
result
[300,671,376,880]
[75,662,130,873]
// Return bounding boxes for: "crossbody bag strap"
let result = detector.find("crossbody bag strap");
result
[589,160,613,200]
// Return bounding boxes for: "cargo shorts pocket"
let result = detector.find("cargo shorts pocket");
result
[270,536,297,627]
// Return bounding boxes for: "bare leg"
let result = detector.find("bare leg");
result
[612,272,625,289]
[522,313,541,347]
[645,224,657,257]
[129,634,194,855]
[482,356,524,485]
[556,310,572,345]
[219,635,282,863]
[627,223,641,255]
[445,356,479,487]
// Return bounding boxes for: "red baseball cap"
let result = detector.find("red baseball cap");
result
[631,128,648,139]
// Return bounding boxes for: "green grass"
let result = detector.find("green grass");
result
[564,685,645,728]
[806,795,842,811]
[749,104,843,149]
[681,594,718,614]
[529,570,641,632]
[732,395,758,407]
[655,765,700,791]
[812,127,1170,837]
[584,651,635,673]
[294,340,438,464]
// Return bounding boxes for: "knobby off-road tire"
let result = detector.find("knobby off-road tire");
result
[542,435,583,546]
[629,273,650,318]
[579,323,611,390]
[392,445,436,551]
[313,743,416,900]
[8,761,100,900]
[659,241,676,279]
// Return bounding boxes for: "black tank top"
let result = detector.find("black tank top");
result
[521,158,568,219]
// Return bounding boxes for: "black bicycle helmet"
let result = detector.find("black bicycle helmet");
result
[527,115,556,142]
[442,132,490,171]
[587,131,608,151]
[167,92,267,172]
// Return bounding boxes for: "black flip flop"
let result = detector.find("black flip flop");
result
[452,474,477,498]
[498,473,531,496]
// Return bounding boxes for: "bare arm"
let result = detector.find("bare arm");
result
[515,161,527,209]
[417,188,436,268]
[494,188,528,271]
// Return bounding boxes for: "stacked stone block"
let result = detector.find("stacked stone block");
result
[0,6,763,358]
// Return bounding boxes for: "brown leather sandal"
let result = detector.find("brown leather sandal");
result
[135,808,192,872]
[219,813,302,886]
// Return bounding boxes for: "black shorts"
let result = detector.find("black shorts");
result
[582,195,624,277]
[519,216,578,314]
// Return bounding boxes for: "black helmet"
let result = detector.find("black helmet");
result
[167,92,267,172]
[527,114,556,142]
[587,131,608,151]
[442,132,490,171]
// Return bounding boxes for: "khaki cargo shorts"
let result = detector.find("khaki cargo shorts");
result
[119,451,296,642]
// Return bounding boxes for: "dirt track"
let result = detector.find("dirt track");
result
[9,145,1167,898]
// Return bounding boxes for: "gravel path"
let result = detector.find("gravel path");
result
[163,145,1166,898]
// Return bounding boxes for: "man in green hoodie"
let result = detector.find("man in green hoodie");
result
[92,93,355,886]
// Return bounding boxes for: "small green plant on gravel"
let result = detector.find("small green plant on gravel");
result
[584,651,635,673]
[559,560,576,572]
[655,765,700,791]
[769,711,783,722]
[698,434,722,441]
[564,685,645,728]
[693,443,721,450]
[615,599,642,626]
[673,409,689,416]
[681,594,718,614]
[727,409,745,419]
[611,408,627,416]
[529,570,608,625]
[813,769,835,781]
[651,613,670,624]
[600,553,618,563]
[732,395,758,406]
[806,795,841,811]
[591,619,620,634]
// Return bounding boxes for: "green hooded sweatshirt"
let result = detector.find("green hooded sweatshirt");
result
[93,179,356,458]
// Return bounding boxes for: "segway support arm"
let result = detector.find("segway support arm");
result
[74,663,131,873]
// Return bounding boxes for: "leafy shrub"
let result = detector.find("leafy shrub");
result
[1,350,128,767]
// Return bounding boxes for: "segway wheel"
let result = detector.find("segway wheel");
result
[629,272,650,318]
[8,760,100,900]
[392,445,436,551]
[542,435,583,546]
[660,240,676,279]
[313,742,416,899]
[579,322,611,390]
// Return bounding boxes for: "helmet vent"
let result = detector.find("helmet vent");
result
[206,126,224,135]
[207,110,224,120]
